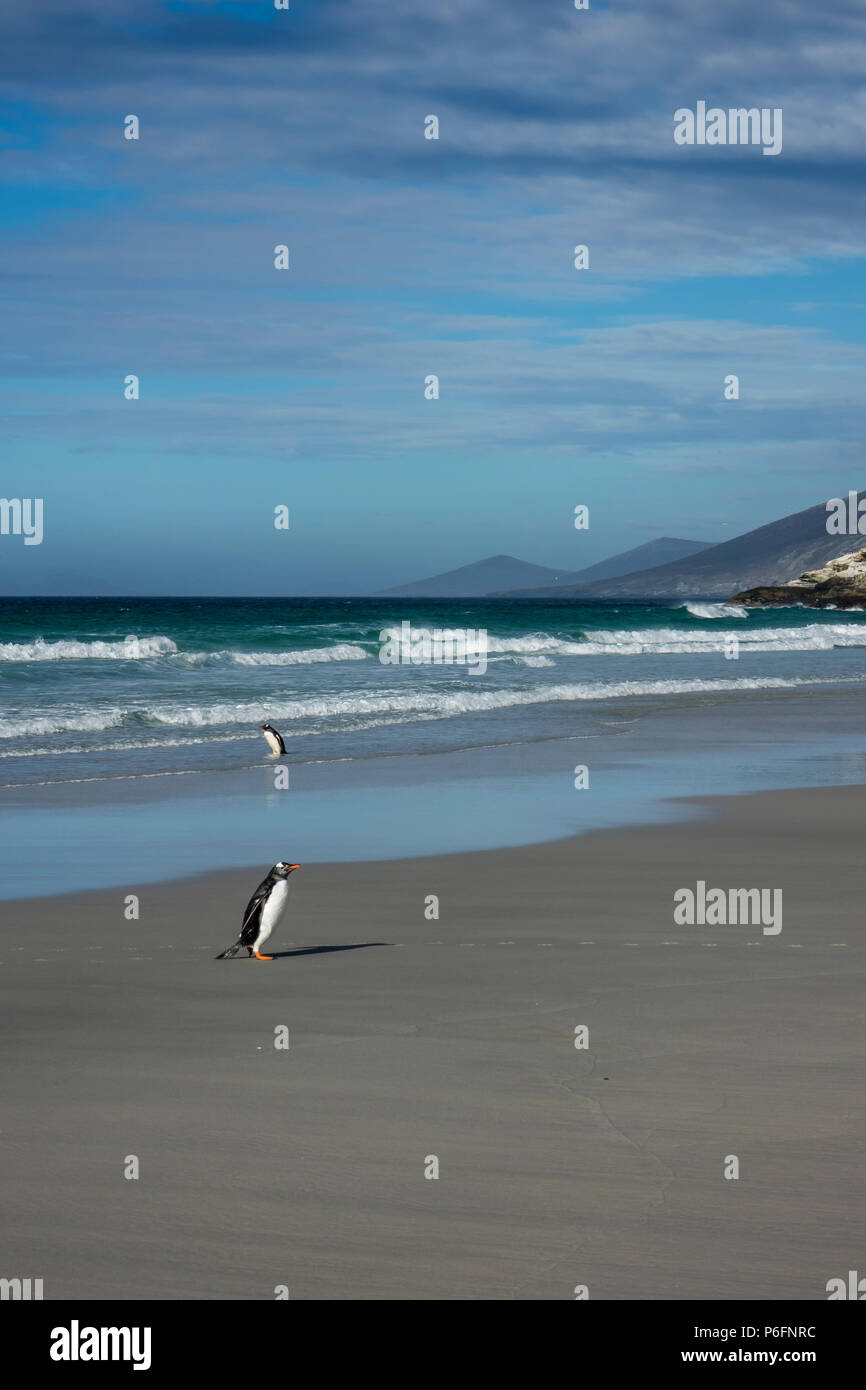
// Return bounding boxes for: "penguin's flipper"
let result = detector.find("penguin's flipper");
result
[217,873,271,960]
[238,889,269,948]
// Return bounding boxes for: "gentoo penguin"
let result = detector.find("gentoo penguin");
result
[215,862,301,961]
[259,722,286,756]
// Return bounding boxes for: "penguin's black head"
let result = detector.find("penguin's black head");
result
[260,723,273,731]
[274,861,301,877]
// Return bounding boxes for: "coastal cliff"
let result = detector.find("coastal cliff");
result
[728,547,866,608]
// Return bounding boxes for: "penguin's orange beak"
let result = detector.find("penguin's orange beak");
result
[288,864,301,871]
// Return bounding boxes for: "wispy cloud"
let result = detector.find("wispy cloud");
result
[2,0,865,590]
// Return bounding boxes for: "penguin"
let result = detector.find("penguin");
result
[259,722,286,756]
[215,862,301,961]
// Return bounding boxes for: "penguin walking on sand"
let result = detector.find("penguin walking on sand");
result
[216,862,301,961]
[259,722,286,756]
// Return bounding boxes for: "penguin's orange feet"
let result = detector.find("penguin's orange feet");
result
[254,952,274,961]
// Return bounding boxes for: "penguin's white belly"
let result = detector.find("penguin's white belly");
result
[263,731,282,755]
[253,880,290,949]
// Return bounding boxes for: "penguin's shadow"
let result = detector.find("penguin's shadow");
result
[239,943,390,961]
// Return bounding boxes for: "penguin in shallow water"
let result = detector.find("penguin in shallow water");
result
[260,722,286,756]
[216,862,301,961]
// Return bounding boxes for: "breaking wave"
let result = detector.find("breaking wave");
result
[0,637,371,666]
[681,602,749,619]
[0,710,127,738]
[0,636,178,662]
[229,643,370,666]
[575,624,866,655]
[0,673,852,741]
[7,622,866,668]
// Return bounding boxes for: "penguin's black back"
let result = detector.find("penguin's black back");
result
[264,723,286,754]
[238,869,279,946]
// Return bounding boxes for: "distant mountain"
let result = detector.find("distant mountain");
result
[494,537,711,593]
[380,539,711,598]
[511,495,866,599]
[378,554,568,597]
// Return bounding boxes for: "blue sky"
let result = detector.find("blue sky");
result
[1,0,865,594]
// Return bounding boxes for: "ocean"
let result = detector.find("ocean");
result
[2,595,866,894]
[3,595,866,786]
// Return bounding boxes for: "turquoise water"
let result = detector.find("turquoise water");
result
[2,596,866,894]
[2,595,866,786]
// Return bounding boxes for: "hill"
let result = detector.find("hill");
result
[378,554,566,597]
[508,497,866,599]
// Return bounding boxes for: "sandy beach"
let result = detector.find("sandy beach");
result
[1,782,863,1301]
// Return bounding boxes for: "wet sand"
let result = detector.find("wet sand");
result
[1,783,864,1300]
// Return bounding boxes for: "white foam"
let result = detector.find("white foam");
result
[488,652,556,667]
[0,710,126,738]
[0,671,858,744]
[682,602,748,619]
[576,623,866,655]
[0,635,177,662]
[485,633,588,655]
[229,643,370,666]
[484,621,866,657]
[0,636,373,667]
[35,674,841,740]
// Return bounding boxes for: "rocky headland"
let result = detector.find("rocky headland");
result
[728,547,866,608]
